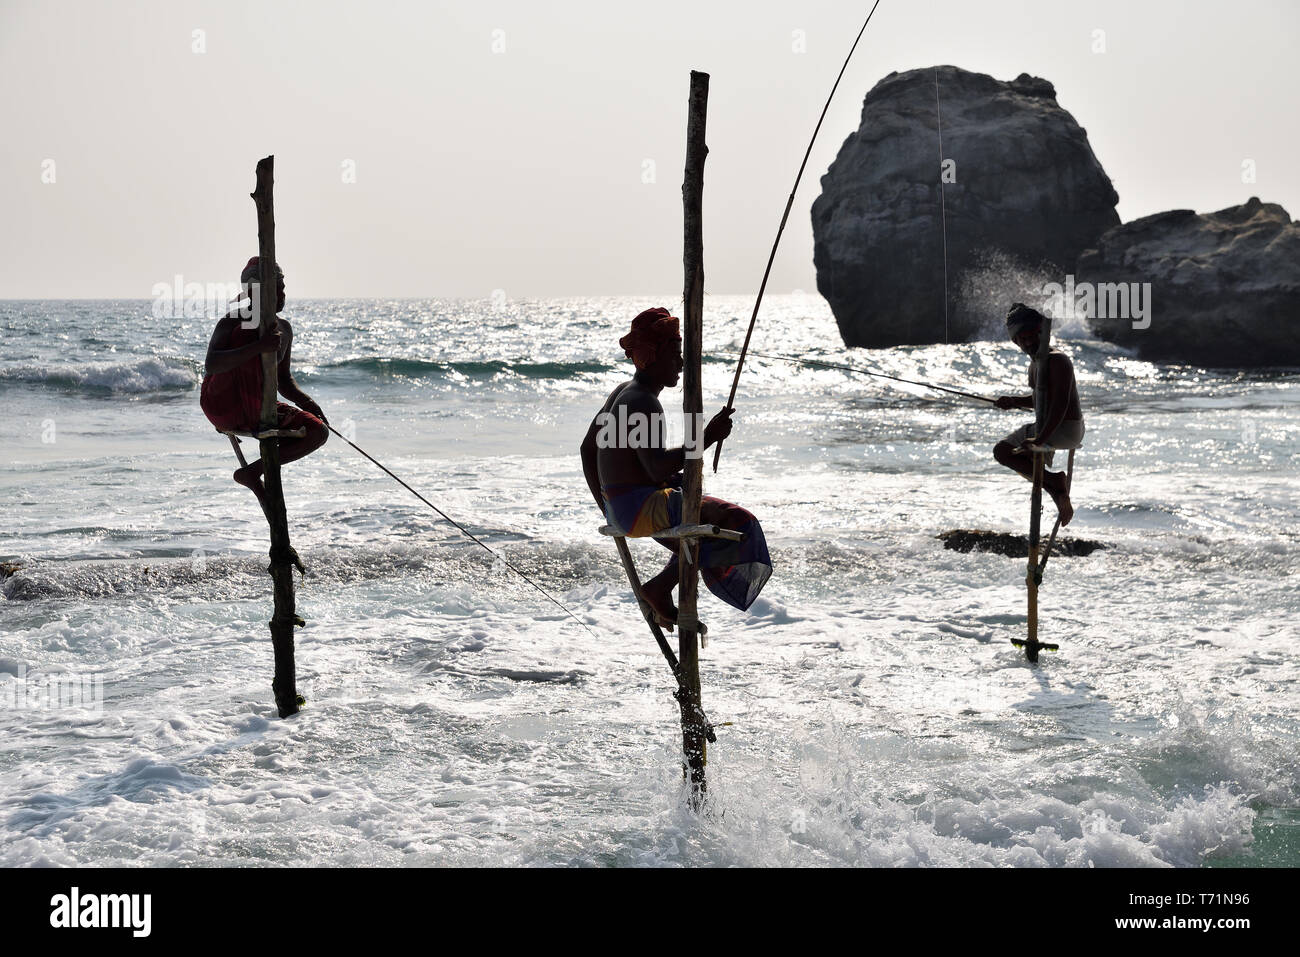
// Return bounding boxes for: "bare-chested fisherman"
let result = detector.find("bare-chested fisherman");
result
[580,307,772,626]
[200,257,328,509]
[993,302,1084,525]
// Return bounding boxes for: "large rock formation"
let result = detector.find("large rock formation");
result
[1076,197,1300,367]
[812,66,1119,347]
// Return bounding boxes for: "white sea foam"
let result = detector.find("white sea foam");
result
[0,296,1295,867]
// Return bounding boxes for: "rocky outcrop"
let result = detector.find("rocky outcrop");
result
[938,530,1105,558]
[1076,197,1300,367]
[812,66,1119,347]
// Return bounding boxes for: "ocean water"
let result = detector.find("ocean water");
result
[1,294,1296,867]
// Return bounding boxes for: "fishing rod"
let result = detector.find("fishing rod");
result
[724,350,997,404]
[713,0,885,473]
[326,424,597,639]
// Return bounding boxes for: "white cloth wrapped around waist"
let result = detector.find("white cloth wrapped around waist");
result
[1002,419,1084,466]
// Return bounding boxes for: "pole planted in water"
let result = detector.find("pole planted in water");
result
[678,70,710,805]
[251,155,302,716]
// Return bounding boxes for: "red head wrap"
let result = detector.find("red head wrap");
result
[240,256,283,285]
[619,307,681,370]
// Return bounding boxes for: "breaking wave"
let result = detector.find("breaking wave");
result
[0,357,199,395]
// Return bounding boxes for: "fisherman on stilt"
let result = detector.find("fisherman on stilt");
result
[200,257,329,509]
[993,303,1084,525]
[580,307,773,627]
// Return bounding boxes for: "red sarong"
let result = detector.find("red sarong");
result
[199,320,321,434]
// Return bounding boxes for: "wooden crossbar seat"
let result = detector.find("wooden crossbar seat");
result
[219,428,308,441]
[598,523,744,543]
[218,427,307,469]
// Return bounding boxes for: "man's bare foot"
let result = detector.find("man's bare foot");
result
[640,576,679,629]
[1044,472,1074,526]
[233,465,268,508]
[1050,488,1074,526]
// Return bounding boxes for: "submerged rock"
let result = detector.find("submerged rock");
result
[812,66,1119,347]
[938,529,1106,558]
[1076,197,1300,367]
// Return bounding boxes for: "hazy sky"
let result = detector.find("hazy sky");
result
[2,0,1296,299]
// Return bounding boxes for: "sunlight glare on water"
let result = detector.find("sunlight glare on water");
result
[1,295,1296,866]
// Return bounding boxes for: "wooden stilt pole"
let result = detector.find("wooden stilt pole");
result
[250,155,303,718]
[1025,452,1044,662]
[1018,314,1055,663]
[610,535,716,745]
[1037,448,1075,578]
[678,70,710,807]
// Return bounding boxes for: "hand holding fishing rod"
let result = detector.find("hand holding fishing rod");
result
[714,0,884,473]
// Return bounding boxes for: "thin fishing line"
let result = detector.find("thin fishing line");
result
[715,0,885,473]
[326,424,598,639]
[724,349,996,404]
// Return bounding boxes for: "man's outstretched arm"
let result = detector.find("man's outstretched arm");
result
[274,320,327,423]
[634,404,733,481]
